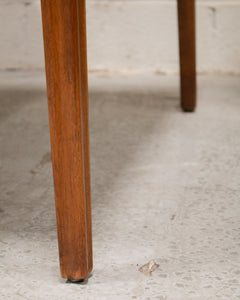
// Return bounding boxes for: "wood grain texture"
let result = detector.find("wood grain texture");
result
[178,0,197,112]
[41,0,92,280]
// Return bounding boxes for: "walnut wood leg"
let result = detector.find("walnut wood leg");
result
[177,0,196,112]
[41,0,93,281]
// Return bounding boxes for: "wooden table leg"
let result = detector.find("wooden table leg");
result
[41,0,93,281]
[177,0,196,112]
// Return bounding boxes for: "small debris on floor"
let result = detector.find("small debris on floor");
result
[139,260,159,276]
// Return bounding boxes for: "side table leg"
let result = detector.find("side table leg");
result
[41,0,93,281]
[177,0,197,112]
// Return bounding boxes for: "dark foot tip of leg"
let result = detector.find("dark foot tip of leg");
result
[66,273,92,284]
[66,278,85,284]
[182,108,195,113]
[182,104,196,112]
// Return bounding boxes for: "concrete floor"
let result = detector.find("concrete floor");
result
[0,72,240,299]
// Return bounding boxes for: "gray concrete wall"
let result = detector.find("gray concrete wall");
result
[1,0,240,74]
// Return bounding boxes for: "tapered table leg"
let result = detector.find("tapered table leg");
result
[177,0,197,112]
[41,0,93,281]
